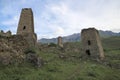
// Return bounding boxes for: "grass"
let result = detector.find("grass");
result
[102,36,120,50]
[0,36,120,80]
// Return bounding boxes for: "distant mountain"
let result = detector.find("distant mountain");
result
[39,33,80,44]
[39,30,120,43]
[39,38,57,44]
[99,30,120,37]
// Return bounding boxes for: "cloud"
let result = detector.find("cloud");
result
[2,16,18,26]
[0,15,19,34]
[43,0,120,34]
[41,2,96,35]
[0,0,120,39]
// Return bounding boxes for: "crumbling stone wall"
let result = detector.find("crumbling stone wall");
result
[0,30,11,37]
[81,28,105,60]
[0,35,29,65]
[22,33,37,47]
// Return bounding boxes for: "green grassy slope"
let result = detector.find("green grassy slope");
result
[102,36,120,50]
[0,37,120,80]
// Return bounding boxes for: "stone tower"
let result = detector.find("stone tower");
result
[81,28,104,60]
[17,8,34,34]
[17,8,37,47]
[58,36,63,48]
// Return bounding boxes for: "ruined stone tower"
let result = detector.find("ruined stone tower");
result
[17,8,37,47]
[81,28,104,60]
[58,36,63,48]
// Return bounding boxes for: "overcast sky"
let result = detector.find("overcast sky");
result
[0,0,120,39]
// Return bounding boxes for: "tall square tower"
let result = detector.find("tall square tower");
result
[81,28,104,60]
[17,8,37,47]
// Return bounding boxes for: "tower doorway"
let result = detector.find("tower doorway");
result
[86,50,91,56]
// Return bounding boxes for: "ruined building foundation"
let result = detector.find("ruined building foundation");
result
[81,28,105,60]
[17,8,37,47]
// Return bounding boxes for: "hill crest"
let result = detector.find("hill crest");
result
[39,30,120,43]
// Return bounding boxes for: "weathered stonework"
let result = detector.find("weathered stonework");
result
[0,35,29,65]
[17,8,37,47]
[0,8,43,67]
[0,30,11,37]
[58,36,63,48]
[17,8,34,34]
[81,28,105,60]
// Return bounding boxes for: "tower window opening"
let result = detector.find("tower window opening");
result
[23,26,26,30]
[86,50,91,56]
[88,40,91,45]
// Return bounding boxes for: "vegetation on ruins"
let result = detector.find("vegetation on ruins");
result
[0,8,120,80]
[0,36,120,80]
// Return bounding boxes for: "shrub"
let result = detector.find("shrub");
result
[48,43,57,47]
[24,48,36,54]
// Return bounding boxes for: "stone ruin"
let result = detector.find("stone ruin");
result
[17,8,37,47]
[81,28,105,60]
[0,8,42,67]
[0,8,105,66]
[0,35,29,65]
[58,36,63,48]
[0,30,11,37]
[0,8,37,47]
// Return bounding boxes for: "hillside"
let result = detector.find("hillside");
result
[102,36,120,50]
[0,36,120,80]
[39,30,120,43]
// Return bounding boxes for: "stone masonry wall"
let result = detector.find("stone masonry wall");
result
[0,35,29,65]
[0,30,11,37]
[17,8,34,34]
[17,8,37,47]
[81,28,105,60]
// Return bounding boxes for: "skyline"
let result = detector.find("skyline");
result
[0,0,120,39]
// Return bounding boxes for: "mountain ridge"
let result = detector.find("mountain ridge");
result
[39,30,120,43]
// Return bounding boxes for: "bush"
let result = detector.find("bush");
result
[48,43,57,47]
[24,48,36,54]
